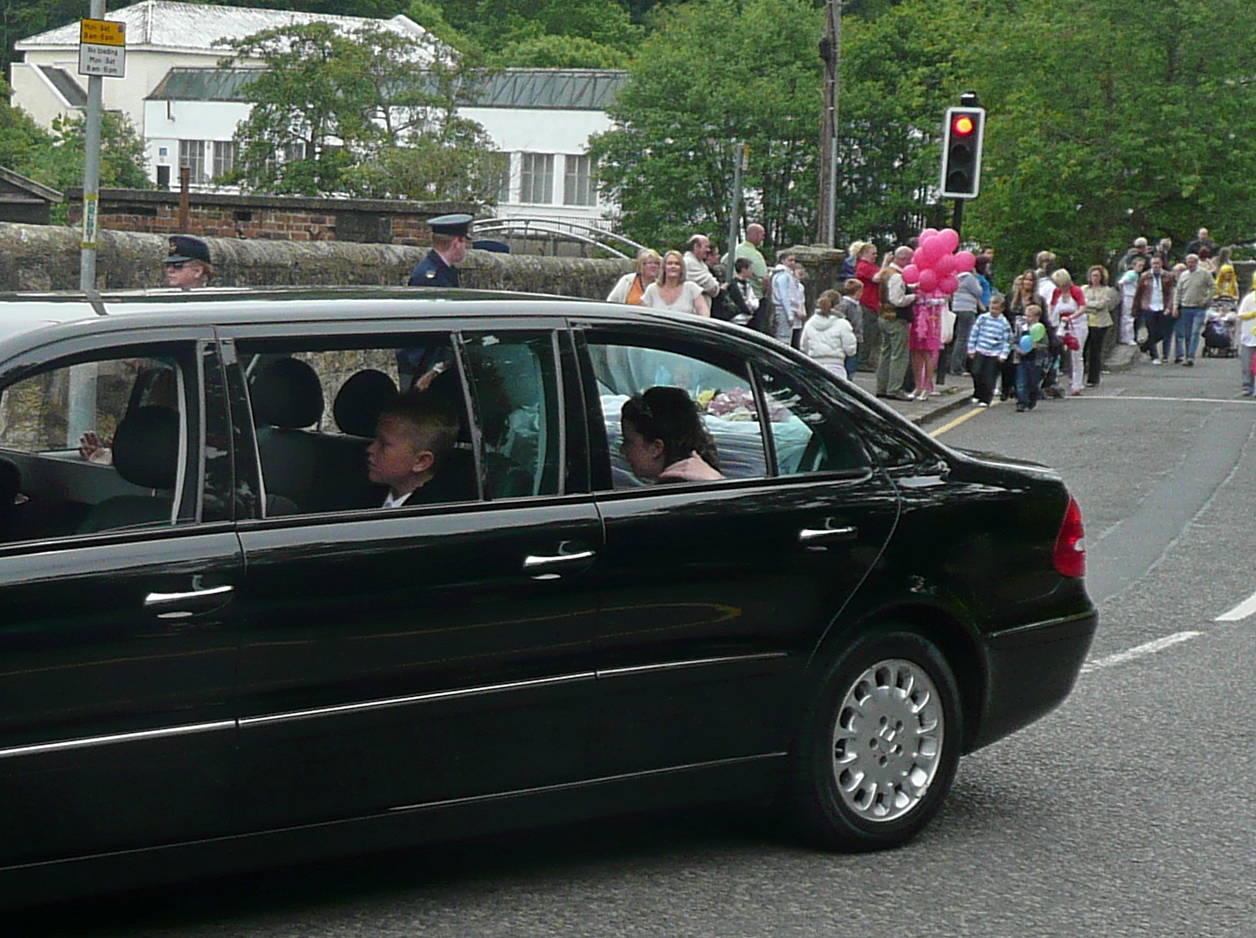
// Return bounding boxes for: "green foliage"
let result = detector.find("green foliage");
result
[443,0,641,54]
[221,21,500,202]
[589,0,822,251]
[0,76,150,203]
[492,34,630,69]
[962,0,1256,279]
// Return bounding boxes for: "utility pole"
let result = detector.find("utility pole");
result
[816,0,841,246]
[726,142,746,279]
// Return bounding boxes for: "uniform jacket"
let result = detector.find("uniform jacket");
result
[408,249,459,287]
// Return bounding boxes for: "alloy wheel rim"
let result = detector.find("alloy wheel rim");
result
[831,657,945,823]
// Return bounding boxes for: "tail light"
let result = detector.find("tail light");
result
[1052,497,1085,578]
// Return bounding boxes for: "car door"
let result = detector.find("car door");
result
[0,332,243,867]
[574,322,900,776]
[223,319,604,832]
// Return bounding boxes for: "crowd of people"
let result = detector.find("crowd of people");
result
[607,222,1256,405]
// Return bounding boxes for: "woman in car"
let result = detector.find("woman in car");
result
[619,386,723,483]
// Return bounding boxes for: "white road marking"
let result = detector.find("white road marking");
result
[1216,589,1256,622]
[1071,395,1252,405]
[1079,631,1202,674]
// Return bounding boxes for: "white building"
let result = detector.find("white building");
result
[11,2,624,229]
[142,67,626,226]
[10,0,434,133]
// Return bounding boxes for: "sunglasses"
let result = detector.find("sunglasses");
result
[166,261,187,270]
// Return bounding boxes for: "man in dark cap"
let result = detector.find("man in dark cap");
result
[407,213,473,287]
[165,235,213,289]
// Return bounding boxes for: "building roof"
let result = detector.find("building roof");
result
[37,65,86,107]
[0,166,63,203]
[148,67,628,111]
[470,70,627,111]
[16,1,433,55]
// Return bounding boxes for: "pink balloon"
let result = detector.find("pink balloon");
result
[915,240,942,267]
[902,264,920,282]
[937,228,960,253]
[934,253,956,276]
[920,227,939,240]
[918,269,939,292]
[953,250,976,273]
[939,274,959,295]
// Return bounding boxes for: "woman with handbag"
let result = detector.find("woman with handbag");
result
[1049,269,1087,396]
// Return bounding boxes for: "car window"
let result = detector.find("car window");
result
[240,331,569,515]
[756,367,870,475]
[0,348,197,541]
[461,332,563,499]
[587,341,767,487]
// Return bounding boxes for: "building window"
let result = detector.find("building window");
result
[212,141,235,181]
[564,154,595,207]
[282,142,307,164]
[178,139,207,184]
[519,153,554,204]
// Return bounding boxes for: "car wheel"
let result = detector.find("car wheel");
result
[791,629,962,851]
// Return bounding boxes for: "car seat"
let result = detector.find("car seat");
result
[252,357,325,513]
[78,406,180,532]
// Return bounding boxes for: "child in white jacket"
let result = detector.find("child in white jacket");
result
[801,289,858,377]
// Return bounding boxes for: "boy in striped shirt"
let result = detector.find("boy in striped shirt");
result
[966,293,1013,407]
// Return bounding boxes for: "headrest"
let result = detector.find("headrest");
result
[333,369,398,437]
[252,357,324,428]
[113,406,180,489]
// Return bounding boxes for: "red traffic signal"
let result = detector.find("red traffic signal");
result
[940,106,985,199]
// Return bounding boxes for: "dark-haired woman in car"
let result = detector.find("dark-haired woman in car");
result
[619,387,723,483]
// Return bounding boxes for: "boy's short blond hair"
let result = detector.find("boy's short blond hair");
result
[380,391,461,466]
[843,278,862,294]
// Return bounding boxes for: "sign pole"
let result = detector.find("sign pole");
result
[79,0,107,293]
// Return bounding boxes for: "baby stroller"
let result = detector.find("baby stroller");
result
[1202,297,1237,358]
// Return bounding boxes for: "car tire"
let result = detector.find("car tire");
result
[790,629,963,851]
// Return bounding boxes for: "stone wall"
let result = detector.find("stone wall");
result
[64,188,473,246]
[0,222,630,297]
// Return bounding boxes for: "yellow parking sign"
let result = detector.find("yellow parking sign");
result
[80,19,126,46]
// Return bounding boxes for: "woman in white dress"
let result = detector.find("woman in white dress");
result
[642,250,710,316]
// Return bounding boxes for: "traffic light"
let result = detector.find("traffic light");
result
[940,106,985,199]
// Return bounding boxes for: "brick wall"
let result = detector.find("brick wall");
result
[64,189,472,246]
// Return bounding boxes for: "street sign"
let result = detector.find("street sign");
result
[78,18,126,78]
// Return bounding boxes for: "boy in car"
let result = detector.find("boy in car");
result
[367,391,463,507]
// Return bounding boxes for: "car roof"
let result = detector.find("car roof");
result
[0,286,761,359]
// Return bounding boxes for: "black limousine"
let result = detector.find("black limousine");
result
[0,288,1096,902]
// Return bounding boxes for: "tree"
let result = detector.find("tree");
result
[443,0,641,64]
[589,0,823,251]
[220,21,501,202]
[962,0,1256,277]
[493,34,630,69]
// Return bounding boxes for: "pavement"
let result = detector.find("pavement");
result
[850,341,1139,427]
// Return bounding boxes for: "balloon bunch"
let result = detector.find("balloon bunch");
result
[901,227,976,296]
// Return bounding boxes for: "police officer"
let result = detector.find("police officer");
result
[407,213,473,287]
[165,235,213,289]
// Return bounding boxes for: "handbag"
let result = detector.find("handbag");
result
[940,307,956,345]
[1063,323,1080,351]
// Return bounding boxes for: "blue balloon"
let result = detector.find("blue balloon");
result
[1018,335,1034,353]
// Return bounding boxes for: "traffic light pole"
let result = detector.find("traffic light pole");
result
[79,0,106,293]
[951,198,963,240]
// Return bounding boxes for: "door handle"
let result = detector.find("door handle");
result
[523,549,596,579]
[144,584,234,619]
[798,525,858,546]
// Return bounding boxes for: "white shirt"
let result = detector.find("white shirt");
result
[642,281,706,314]
[381,490,413,509]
